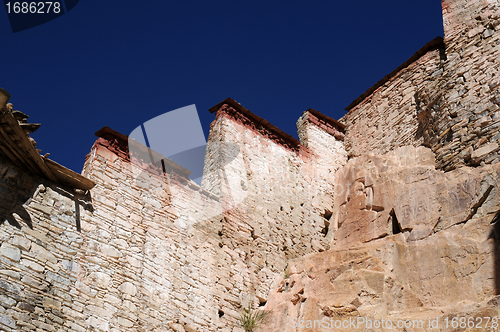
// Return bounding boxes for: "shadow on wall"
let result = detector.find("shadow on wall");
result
[490,211,500,295]
[0,161,37,228]
[0,158,93,231]
[51,186,94,232]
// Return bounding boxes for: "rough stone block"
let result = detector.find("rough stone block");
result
[118,282,137,296]
[472,142,499,163]
[0,243,20,262]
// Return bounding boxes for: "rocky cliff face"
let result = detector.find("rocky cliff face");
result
[331,146,498,246]
[262,146,500,331]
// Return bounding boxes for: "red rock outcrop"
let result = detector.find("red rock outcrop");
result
[262,146,500,331]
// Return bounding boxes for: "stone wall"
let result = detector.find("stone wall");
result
[424,0,500,171]
[4,1,500,331]
[89,105,346,331]
[0,102,346,332]
[342,0,500,172]
[198,104,347,313]
[0,155,94,332]
[341,44,445,160]
[79,136,225,331]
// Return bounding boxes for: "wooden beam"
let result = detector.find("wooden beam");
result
[0,124,40,173]
[0,103,94,190]
[44,157,95,190]
[0,140,25,170]
[0,89,10,109]
[0,111,59,183]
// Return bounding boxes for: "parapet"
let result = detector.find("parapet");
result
[345,36,445,113]
[209,97,346,158]
[301,108,345,141]
[94,126,192,179]
[209,97,303,152]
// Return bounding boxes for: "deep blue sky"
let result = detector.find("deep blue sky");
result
[2,1,444,173]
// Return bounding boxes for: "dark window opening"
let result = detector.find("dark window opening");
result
[321,220,330,237]
[390,209,401,234]
[320,210,332,237]
[218,310,224,318]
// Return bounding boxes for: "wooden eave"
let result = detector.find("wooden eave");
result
[0,89,95,190]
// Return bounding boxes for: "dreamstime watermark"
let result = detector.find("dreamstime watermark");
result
[127,104,249,224]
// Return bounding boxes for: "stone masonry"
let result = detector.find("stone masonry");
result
[261,0,500,330]
[343,0,500,172]
[0,96,346,331]
[2,0,500,331]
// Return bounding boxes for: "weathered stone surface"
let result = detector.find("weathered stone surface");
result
[0,243,21,261]
[89,272,111,289]
[117,316,134,327]
[21,258,44,272]
[43,298,62,310]
[342,0,500,172]
[330,146,500,246]
[100,243,122,258]
[0,314,16,329]
[29,243,57,264]
[263,220,500,331]
[11,235,31,251]
[472,142,499,164]
[260,143,500,331]
[118,282,137,296]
